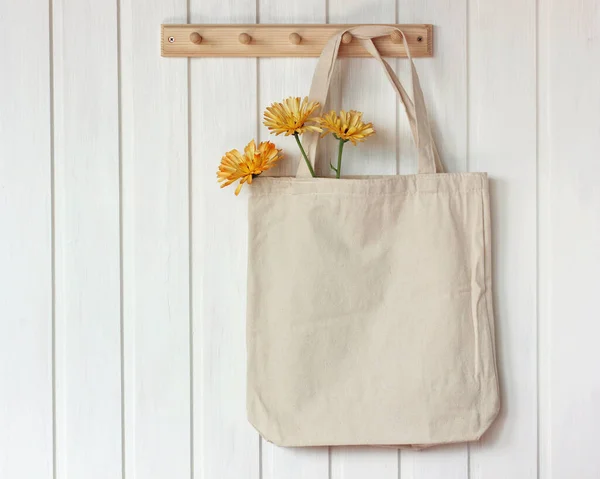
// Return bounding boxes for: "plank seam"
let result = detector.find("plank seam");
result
[187,4,196,478]
[187,3,195,479]
[534,0,541,476]
[465,0,470,174]
[49,0,57,476]
[467,443,471,479]
[116,0,126,476]
[259,435,263,479]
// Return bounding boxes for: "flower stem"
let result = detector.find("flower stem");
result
[336,139,346,179]
[294,133,316,178]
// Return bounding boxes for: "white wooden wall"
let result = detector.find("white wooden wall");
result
[1,0,599,477]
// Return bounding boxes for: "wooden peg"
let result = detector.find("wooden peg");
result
[390,30,403,44]
[189,32,203,44]
[341,32,353,44]
[238,32,252,44]
[289,32,302,45]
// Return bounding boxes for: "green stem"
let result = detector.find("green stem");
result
[336,139,346,179]
[294,133,316,178]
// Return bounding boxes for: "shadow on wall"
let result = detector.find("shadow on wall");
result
[480,176,509,447]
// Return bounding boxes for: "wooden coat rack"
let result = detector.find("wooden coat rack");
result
[161,24,433,58]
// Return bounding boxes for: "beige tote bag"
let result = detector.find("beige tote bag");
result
[246,25,500,448]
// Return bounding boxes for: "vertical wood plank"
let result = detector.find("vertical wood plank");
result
[262,446,329,479]
[327,0,398,178]
[0,0,53,477]
[468,0,538,477]
[401,446,467,479]
[257,2,331,479]
[327,0,398,477]
[189,3,260,479]
[258,1,326,179]
[398,0,469,477]
[537,5,552,478]
[539,0,600,477]
[395,0,469,175]
[52,0,122,476]
[120,0,191,477]
[331,448,398,479]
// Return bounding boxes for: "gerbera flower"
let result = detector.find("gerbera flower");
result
[217,140,283,195]
[314,110,375,178]
[263,97,322,136]
[316,110,375,145]
[262,97,321,177]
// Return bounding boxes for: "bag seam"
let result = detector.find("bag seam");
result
[250,189,486,198]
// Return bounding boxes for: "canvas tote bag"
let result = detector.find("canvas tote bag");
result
[246,25,500,447]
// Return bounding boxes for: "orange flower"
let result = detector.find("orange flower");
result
[316,110,375,145]
[217,140,283,195]
[263,97,322,136]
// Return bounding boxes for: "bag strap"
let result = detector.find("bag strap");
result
[296,25,443,178]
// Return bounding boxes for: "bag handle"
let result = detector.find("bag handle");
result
[296,25,443,177]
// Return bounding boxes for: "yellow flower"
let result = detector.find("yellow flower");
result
[263,97,322,136]
[316,110,375,145]
[217,140,283,195]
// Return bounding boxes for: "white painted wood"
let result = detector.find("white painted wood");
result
[52,0,122,477]
[258,0,325,180]
[327,0,398,178]
[396,0,468,175]
[0,1,53,478]
[401,445,467,479]
[330,448,399,479]
[537,5,552,479]
[262,445,328,479]
[188,3,260,479]
[537,4,552,474]
[120,0,191,477]
[539,0,600,477]
[191,64,260,479]
[397,0,470,476]
[467,0,538,478]
[258,1,331,477]
[401,447,467,479]
[6,1,600,478]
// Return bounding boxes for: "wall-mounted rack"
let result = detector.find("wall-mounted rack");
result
[161,24,433,58]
